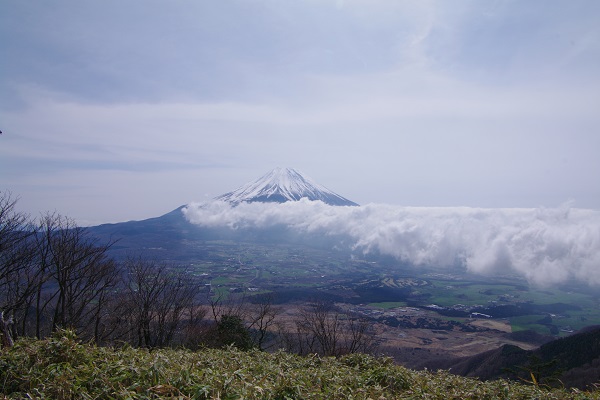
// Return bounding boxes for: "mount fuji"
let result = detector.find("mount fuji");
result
[215,167,358,206]
[86,168,357,259]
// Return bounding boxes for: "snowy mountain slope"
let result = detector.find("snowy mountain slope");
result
[215,167,359,206]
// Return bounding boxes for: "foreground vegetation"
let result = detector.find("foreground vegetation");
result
[1,331,598,399]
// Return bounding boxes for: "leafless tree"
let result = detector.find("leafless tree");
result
[0,192,33,282]
[123,256,201,348]
[0,192,36,347]
[207,291,247,324]
[343,314,377,354]
[277,318,319,356]
[247,294,279,350]
[1,255,41,339]
[181,302,209,349]
[31,213,119,339]
[200,290,281,350]
[297,301,341,356]
[2,200,119,345]
[195,290,248,348]
[291,300,377,357]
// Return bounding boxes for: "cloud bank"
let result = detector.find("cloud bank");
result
[183,200,600,287]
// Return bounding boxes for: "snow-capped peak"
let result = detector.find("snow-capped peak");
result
[215,167,359,206]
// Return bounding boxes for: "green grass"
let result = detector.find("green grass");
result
[210,276,231,285]
[369,301,407,309]
[425,282,525,307]
[557,313,600,332]
[411,279,600,334]
[1,331,598,399]
[510,315,549,333]
[509,311,600,336]
[520,288,595,308]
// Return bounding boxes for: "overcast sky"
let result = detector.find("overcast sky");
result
[1,1,600,224]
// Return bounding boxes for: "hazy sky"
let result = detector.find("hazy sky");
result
[1,1,600,224]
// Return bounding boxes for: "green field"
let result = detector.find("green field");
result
[180,242,600,337]
[369,301,408,309]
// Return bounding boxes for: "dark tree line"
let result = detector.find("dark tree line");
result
[0,191,376,357]
[0,192,202,348]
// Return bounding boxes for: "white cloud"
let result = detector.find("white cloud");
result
[183,200,600,287]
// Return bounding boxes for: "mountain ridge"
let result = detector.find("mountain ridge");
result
[86,167,359,259]
[415,326,600,389]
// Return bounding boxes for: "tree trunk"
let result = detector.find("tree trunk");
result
[0,311,14,348]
